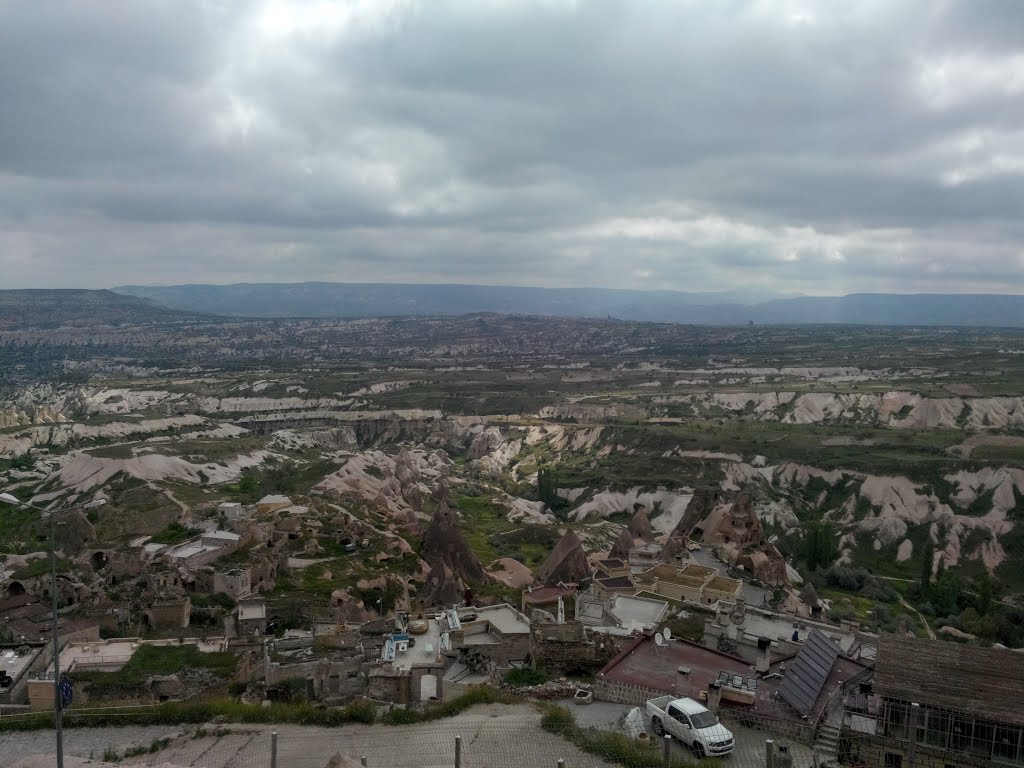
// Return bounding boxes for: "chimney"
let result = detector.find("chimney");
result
[675,666,691,696]
[707,682,722,713]
[756,637,772,674]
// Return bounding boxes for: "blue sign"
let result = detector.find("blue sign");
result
[58,677,73,710]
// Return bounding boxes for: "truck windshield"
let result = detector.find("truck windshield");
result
[690,711,718,729]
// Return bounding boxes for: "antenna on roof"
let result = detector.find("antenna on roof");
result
[663,627,672,642]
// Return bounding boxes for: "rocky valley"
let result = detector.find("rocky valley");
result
[1,290,1023,723]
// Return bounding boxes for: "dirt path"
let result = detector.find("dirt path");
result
[898,594,936,640]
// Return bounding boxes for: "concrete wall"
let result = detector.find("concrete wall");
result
[0,643,46,706]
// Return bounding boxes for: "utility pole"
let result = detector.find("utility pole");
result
[0,492,105,768]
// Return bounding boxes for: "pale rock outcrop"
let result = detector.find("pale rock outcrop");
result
[487,558,534,589]
[896,539,914,562]
[469,427,504,459]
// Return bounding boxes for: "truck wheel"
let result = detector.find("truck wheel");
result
[692,742,705,759]
[652,718,665,737]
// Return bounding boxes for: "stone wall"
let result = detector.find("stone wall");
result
[265,655,367,700]
[724,707,814,745]
[214,569,251,598]
[533,633,625,676]
[593,675,667,706]
[146,598,191,630]
[368,668,409,704]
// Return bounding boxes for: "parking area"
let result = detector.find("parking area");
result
[557,699,817,767]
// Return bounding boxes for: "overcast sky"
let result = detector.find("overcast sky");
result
[1,1,1022,294]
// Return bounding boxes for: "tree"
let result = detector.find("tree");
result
[803,521,838,573]
[976,571,994,616]
[919,540,934,598]
[932,562,961,617]
[537,465,559,508]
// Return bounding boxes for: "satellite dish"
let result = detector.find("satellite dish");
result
[663,627,672,642]
[655,633,665,647]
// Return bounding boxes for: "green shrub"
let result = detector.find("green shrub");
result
[0,687,516,733]
[503,667,548,687]
[539,703,576,732]
[539,703,718,768]
[341,699,378,724]
[379,707,422,725]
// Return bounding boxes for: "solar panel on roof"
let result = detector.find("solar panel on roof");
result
[777,628,841,717]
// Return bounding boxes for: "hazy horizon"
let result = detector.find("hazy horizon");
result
[2,2,1023,294]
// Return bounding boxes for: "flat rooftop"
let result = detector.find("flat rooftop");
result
[466,604,530,634]
[720,604,875,656]
[600,635,867,725]
[609,595,669,629]
[386,620,444,671]
[50,637,227,676]
[238,603,266,621]
[0,645,43,690]
[706,577,741,593]
[57,640,139,674]
[203,530,241,542]
[523,585,574,604]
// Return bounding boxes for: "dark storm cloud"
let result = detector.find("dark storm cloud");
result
[0,0,1022,293]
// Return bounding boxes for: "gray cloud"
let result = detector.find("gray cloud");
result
[0,0,1022,294]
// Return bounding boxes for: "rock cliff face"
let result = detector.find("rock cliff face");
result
[536,529,591,585]
[672,390,1024,430]
[469,427,504,459]
[419,497,488,605]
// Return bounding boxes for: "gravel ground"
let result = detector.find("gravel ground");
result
[2,705,614,768]
[3,701,817,768]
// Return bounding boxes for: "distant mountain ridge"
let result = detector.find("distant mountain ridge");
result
[114,282,1024,327]
[0,289,198,329]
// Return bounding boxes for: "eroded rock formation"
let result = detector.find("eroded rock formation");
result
[696,492,790,585]
[419,495,488,605]
[536,529,591,585]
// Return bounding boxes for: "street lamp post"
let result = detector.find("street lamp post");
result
[0,491,105,768]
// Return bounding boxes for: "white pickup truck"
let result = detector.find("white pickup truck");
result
[645,695,735,758]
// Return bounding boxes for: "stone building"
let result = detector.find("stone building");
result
[843,634,1024,768]
[214,568,252,599]
[145,597,191,631]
